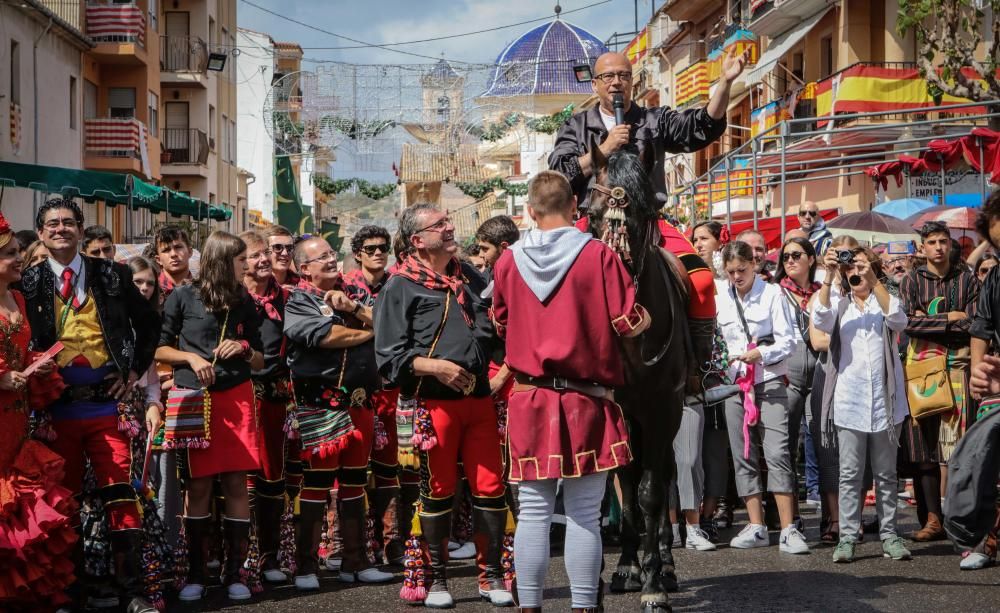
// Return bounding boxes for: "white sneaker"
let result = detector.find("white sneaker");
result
[450,540,477,559]
[684,524,717,551]
[960,552,993,570]
[339,567,395,583]
[295,573,320,591]
[479,586,515,606]
[324,556,342,572]
[262,568,288,583]
[424,589,455,609]
[227,582,252,601]
[178,583,207,601]
[729,524,769,549]
[779,525,810,554]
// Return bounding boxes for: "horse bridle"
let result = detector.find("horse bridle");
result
[590,184,630,209]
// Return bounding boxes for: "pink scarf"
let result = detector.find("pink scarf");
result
[734,342,760,460]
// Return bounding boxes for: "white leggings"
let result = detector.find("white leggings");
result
[514,472,607,608]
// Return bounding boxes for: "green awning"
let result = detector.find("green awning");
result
[0,161,227,221]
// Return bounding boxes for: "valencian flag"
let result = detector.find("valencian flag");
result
[320,219,343,252]
[274,156,314,234]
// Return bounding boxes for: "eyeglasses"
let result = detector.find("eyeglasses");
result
[594,71,633,84]
[798,210,818,218]
[303,251,337,265]
[781,251,805,262]
[415,217,453,234]
[360,244,389,256]
[270,243,293,254]
[44,218,79,230]
[249,250,273,259]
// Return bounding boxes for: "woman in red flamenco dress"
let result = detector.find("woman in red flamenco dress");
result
[0,212,73,610]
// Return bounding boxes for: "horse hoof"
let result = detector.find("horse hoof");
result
[662,572,679,593]
[640,594,673,612]
[610,570,643,593]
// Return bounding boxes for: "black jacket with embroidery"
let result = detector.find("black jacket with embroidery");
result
[21,256,159,377]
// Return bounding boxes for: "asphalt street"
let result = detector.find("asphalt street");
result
[183,504,998,613]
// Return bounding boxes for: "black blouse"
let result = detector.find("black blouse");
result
[284,289,379,392]
[159,284,263,391]
[373,264,494,400]
[250,294,288,380]
[971,266,1000,348]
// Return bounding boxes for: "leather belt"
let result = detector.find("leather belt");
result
[60,381,115,404]
[513,373,613,402]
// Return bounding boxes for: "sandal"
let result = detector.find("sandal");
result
[820,519,839,544]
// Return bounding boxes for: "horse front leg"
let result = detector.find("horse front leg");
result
[638,467,671,611]
[611,461,643,593]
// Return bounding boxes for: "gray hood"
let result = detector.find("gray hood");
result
[510,226,593,302]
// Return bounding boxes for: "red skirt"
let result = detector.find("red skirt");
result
[507,387,632,482]
[185,380,261,479]
[0,440,78,609]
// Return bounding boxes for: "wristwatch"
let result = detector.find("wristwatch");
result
[352,301,362,315]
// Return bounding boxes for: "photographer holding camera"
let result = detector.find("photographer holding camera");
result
[813,245,912,563]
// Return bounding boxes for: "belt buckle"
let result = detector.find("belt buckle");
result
[552,377,567,391]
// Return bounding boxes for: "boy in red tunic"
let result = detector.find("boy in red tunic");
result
[491,171,650,611]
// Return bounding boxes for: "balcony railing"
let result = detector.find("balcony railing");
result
[37,0,84,32]
[160,36,208,72]
[161,128,209,165]
[85,117,148,158]
[86,2,146,46]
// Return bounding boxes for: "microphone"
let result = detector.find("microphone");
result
[613,93,625,126]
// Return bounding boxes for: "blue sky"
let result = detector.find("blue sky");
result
[237,0,650,65]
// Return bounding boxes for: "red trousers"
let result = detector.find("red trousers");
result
[300,404,373,503]
[420,396,505,514]
[51,414,141,531]
[370,388,400,488]
[251,396,289,500]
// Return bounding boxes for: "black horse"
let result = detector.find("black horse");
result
[587,147,691,612]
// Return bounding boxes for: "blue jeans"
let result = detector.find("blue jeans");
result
[804,413,819,498]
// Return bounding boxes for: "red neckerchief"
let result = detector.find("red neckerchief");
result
[395,256,472,327]
[159,270,192,296]
[779,276,822,311]
[342,268,390,304]
[248,276,289,323]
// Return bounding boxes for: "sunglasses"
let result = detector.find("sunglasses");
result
[270,243,293,254]
[798,210,818,218]
[361,244,389,256]
[781,251,806,262]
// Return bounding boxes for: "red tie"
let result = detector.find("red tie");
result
[61,268,81,309]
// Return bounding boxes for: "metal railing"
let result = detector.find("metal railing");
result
[160,36,208,73]
[677,99,1000,235]
[36,0,83,32]
[161,128,209,165]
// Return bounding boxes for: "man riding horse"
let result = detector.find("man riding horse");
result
[550,48,748,384]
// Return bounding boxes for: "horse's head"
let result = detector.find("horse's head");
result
[588,146,658,265]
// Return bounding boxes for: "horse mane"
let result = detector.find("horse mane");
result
[606,151,658,224]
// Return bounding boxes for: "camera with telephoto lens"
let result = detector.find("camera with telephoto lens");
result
[836,249,855,265]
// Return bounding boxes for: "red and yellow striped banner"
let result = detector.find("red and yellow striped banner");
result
[676,61,709,107]
[626,28,648,65]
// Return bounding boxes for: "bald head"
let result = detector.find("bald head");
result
[798,201,820,231]
[784,228,808,241]
[592,52,633,114]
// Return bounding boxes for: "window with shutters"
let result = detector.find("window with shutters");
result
[221,114,229,162]
[84,80,97,120]
[209,105,216,150]
[229,119,236,165]
[70,77,77,130]
[10,41,20,105]
[148,91,159,137]
[108,87,136,118]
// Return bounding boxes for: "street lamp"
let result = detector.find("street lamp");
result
[573,64,593,83]
[207,52,228,72]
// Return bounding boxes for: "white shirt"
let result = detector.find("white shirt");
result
[812,291,909,432]
[716,277,798,384]
[599,108,616,132]
[48,253,87,305]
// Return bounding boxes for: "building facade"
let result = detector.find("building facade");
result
[236,27,275,223]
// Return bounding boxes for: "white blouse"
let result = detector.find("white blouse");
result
[715,277,798,385]
[812,291,909,432]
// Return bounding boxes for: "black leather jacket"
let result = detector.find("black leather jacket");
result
[21,256,158,377]
[548,104,727,209]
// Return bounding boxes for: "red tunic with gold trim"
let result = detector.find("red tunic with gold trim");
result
[491,238,644,482]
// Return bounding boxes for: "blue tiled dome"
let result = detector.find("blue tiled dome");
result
[481,20,609,97]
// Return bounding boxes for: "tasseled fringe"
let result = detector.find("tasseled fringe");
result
[162,437,211,450]
[502,509,516,591]
[398,447,421,470]
[399,510,427,603]
[241,527,264,594]
[372,415,389,451]
[493,398,508,439]
[283,407,300,440]
[302,435,351,460]
[117,402,143,438]
[278,498,297,576]
[29,409,57,441]
[173,522,189,591]
[410,401,438,451]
